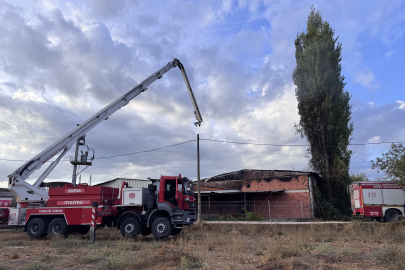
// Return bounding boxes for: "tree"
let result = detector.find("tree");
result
[350,173,370,183]
[292,7,353,217]
[371,143,405,185]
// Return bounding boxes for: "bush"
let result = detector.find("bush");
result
[242,207,264,221]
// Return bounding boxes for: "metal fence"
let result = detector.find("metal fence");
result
[199,200,312,220]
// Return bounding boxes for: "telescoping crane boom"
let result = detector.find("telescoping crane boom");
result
[8,58,203,203]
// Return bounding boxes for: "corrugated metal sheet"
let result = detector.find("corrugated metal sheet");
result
[95,178,151,189]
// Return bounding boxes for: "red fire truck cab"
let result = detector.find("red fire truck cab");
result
[349,182,404,222]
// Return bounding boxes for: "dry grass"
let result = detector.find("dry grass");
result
[2,221,405,269]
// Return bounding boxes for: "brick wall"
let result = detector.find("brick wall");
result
[241,175,309,192]
[196,170,315,220]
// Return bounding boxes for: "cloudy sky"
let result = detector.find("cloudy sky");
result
[0,0,404,188]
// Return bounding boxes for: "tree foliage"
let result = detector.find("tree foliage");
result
[292,7,353,217]
[372,143,405,185]
[350,173,370,183]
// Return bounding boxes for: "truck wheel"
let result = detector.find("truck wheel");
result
[171,228,182,236]
[141,228,152,236]
[27,218,47,239]
[120,217,141,238]
[152,217,172,239]
[48,218,68,236]
[385,209,402,222]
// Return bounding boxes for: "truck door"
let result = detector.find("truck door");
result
[176,178,185,209]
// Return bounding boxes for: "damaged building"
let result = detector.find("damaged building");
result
[193,169,321,220]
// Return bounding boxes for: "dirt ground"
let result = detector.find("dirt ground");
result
[1,221,405,270]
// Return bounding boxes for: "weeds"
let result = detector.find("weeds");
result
[11,253,19,259]
[79,255,99,265]
[21,263,47,270]
[3,240,31,246]
[180,256,209,269]
[40,254,61,263]
[50,238,87,248]
[117,239,140,251]
[100,249,128,270]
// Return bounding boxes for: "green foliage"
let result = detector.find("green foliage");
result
[242,207,264,221]
[292,6,353,217]
[350,173,370,183]
[372,143,405,185]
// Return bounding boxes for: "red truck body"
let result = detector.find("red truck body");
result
[6,175,197,239]
[349,182,405,221]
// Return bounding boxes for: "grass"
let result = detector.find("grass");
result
[21,263,47,270]
[3,239,31,246]
[100,249,128,270]
[180,256,209,269]
[2,221,405,269]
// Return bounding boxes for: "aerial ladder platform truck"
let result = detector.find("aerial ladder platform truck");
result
[3,58,202,239]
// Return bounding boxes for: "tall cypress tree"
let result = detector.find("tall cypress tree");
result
[292,7,353,217]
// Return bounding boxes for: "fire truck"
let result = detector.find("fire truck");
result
[3,58,201,239]
[349,182,405,222]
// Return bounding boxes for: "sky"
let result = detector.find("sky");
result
[0,0,404,188]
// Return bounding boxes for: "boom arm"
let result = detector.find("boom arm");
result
[8,58,203,202]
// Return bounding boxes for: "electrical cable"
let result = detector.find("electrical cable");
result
[0,139,403,163]
[200,138,405,146]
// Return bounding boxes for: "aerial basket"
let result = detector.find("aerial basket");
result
[70,146,95,166]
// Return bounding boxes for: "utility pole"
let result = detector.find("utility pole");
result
[197,134,201,223]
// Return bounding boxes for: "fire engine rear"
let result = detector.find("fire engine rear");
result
[349,182,405,222]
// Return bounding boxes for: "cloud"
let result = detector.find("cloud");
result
[0,0,405,191]
[354,69,381,90]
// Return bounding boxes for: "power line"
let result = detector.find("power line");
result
[200,139,405,147]
[0,140,197,163]
[94,140,196,160]
[0,139,403,163]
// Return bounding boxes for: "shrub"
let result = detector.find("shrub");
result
[242,207,264,221]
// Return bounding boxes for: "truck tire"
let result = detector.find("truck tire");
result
[385,209,402,222]
[151,217,172,239]
[120,217,141,238]
[48,218,68,236]
[171,228,182,236]
[27,218,47,239]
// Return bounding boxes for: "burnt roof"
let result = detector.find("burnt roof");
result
[202,169,317,182]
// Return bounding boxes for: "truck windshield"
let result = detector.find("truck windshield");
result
[183,177,194,196]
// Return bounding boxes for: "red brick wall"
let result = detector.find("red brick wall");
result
[196,172,314,220]
[241,175,309,192]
